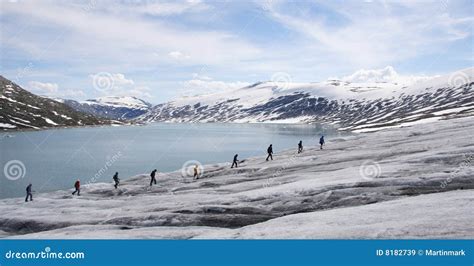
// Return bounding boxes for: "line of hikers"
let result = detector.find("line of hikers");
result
[231,135,324,168]
[24,136,325,201]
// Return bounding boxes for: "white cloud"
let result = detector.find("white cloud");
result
[111,73,134,87]
[135,0,211,16]
[339,66,438,85]
[2,1,472,102]
[28,81,85,98]
[128,86,153,99]
[342,66,399,83]
[169,51,191,60]
[1,1,260,68]
[58,89,87,98]
[89,73,152,99]
[181,75,249,96]
[28,81,58,93]
[263,1,473,68]
[191,73,212,80]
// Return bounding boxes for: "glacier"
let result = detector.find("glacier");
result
[0,116,472,239]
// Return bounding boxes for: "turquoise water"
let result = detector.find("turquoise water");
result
[0,123,348,199]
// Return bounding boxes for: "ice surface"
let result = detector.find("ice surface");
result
[0,116,473,239]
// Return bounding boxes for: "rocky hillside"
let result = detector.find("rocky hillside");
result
[0,76,111,130]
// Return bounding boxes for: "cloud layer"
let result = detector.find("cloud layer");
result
[1,0,472,103]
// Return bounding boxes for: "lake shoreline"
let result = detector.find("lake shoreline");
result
[1,122,343,199]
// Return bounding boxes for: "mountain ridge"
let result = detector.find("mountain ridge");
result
[0,75,111,131]
[136,67,474,132]
[55,96,152,120]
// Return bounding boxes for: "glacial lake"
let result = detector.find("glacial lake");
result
[0,123,349,199]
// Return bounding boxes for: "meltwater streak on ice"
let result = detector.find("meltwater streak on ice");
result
[0,123,349,199]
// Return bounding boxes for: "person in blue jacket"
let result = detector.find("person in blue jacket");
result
[319,136,325,150]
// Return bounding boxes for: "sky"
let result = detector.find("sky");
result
[0,0,473,104]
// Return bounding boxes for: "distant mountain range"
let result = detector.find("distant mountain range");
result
[136,68,474,132]
[0,76,111,131]
[55,96,152,120]
[2,67,473,132]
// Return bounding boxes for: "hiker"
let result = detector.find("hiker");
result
[231,154,239,168]
[298,140,303,153]
[72,179,81,196]
[25,184,33,202]
[193,165,200,179]
[150,169,157,186]
[319,135,325,150]
[266,144,273,161]
[113,172,120,189]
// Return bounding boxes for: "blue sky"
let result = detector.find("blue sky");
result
[1,0,473,103]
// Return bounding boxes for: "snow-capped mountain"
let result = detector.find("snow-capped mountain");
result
[58,96,152,120]
[137,68,474,132]
[0,76,111,130]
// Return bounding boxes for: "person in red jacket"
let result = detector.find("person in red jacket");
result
[72,179,81,196]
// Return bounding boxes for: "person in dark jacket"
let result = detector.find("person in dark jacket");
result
[298,140,303,153]
[319,136,325,150]
[150,169,157,186]
[113,172,120,189]
[266,144,273,161]
[72,179,81,196]
[25,184,33,202]
[231,154,239,168]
